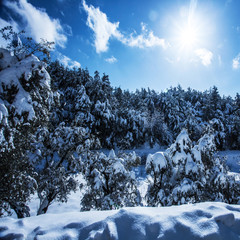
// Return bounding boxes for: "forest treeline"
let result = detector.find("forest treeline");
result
[47,61,240,150]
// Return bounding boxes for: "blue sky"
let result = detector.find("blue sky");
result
[0,0,240,97]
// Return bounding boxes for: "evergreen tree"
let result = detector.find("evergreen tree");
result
[81,150,141,210]
[166,129,205,205]
[0,46,52,217]
[32,124,99,215]
[145,129,240,207]
[145,151,172,206]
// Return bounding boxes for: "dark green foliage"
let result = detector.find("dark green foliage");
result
[0,51,51,217]
[81,150,141,211]
[146,130,240,207]
[32,124,98,215]
[0,129,36,218]
[47,62,240,151]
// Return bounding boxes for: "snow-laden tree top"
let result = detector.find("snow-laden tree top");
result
[146,152,167,173]
[0,48,51,122]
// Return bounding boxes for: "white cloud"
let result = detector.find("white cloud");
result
[4,0,67,48]
[232,54,240,70]
[70,60,81,69]
[82,0,167,53]
[123,23,167,49]
[59,54,81,69]
[105,56,117,64]
[195,48,213,66]
[82,0,123,53]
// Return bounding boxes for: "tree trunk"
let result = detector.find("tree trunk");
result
[9,202,30,218]
[37,191,56,215]
[37,197,50,215]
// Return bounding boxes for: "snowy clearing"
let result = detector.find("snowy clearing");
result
[1,202,240,240]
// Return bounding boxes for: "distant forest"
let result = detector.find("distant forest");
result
[48,61,240,150]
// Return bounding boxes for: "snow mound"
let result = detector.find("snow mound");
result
[1,202,240,240]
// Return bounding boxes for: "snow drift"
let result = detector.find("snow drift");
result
[1,202,240,240]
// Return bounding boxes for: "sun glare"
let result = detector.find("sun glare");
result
[178,24,198,49]
[169,1,210,54]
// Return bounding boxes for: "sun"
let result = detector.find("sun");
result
[166,1,214,63]
[178,24,198,49]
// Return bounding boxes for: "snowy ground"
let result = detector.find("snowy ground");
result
[1,202,240,239]
[1,150,240,240]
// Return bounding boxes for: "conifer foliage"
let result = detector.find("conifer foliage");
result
[81,150,141,211]
[145,130,240,206]
[0,46,52,217]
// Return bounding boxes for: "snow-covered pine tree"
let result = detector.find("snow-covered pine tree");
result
[0,45,52,217]
[225,93,240,149]
[209,118,226,150]
[0,26,54,63]
[197,133,240,203]
[166,129,205,205]
[145,129,207,207]
[32,123,99,215]
[145,110,172,147]
[145,151,172,206]
[81,150,141,211]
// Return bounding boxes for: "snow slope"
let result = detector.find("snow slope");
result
[1,202,240,240]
